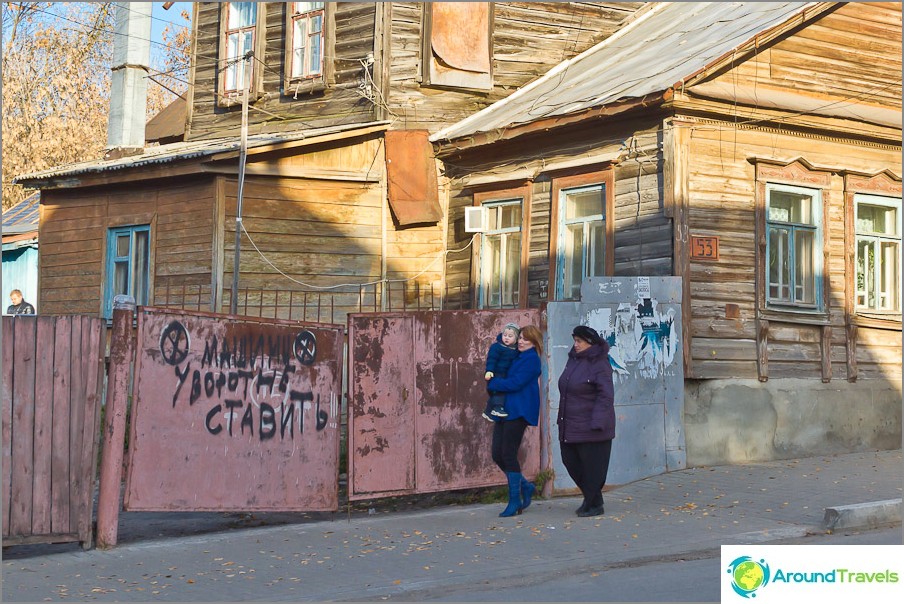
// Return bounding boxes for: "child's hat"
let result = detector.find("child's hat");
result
[503,322,521,335]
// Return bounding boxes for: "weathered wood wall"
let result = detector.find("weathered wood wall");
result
[220,135,444,322]
[441,115,671,309]
[187,3,379,140]
[680,1,902,382]
[186,2,644,140]
[38,180,217,316]
[2,315,105,547]
[386,2,643,131]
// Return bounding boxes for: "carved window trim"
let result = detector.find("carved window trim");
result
[753,159,832,324]
[843,170,903,330]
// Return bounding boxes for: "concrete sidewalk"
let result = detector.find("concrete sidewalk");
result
[3,449,902,602]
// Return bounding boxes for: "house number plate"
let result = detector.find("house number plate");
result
[691,235,719,261]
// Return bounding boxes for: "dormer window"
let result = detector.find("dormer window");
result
[218,2,265,106]
[284,2,335,96]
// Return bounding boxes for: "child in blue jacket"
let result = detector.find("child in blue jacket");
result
[482,323,521,421]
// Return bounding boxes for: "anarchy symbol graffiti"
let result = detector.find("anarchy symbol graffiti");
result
[293,330,317,365]
[159,321,190,366]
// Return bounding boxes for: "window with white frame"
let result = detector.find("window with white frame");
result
[766,183,822,308]
[105,225,150,318]
[557,184,606,301]
[224,2,257,93]
[855,194,901,312]
[289,2,324,79]
[479,200,522,309]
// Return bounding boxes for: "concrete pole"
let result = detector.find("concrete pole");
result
[96,295,136,549]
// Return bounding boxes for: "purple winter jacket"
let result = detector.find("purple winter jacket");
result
[556,341,615,443]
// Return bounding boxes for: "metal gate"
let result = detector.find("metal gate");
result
[2,315,105,548]
[347,309,543,500]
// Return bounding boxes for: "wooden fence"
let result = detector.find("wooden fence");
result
[1,315,105,548]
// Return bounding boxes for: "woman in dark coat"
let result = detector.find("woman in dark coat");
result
[486,325,544,517]
[557,325,615,517]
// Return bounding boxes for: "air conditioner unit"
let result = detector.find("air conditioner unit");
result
[464,206,486,232]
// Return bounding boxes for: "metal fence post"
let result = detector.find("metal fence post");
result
[96,295,136,549]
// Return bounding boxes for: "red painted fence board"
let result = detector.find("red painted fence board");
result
[32,317,56,534]
[50,316,72,535]
[10,318,37,536]
[2,318,15,537]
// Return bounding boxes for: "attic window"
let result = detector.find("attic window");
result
[422,2,493,91]
[283,2,335,96]
[218,2,266,106]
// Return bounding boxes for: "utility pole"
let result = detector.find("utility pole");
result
[229,51,252,315]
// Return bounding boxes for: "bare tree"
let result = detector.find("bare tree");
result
[1,2,192,209]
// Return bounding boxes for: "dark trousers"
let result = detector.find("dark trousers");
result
[560,440,613,507]
[491,418,528,473]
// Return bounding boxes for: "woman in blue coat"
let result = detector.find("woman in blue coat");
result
[557,325,615,517]
[486,325,544,517]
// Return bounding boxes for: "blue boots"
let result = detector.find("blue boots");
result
[520,476,537,510]
[499,472,523,517]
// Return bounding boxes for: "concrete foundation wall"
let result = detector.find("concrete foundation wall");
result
[684,378,902,467]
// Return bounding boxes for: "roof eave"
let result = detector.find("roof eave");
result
[434,92,671,156]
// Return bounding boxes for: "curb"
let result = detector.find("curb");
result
[823,498,903,532]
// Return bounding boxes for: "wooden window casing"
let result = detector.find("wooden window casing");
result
[217,2,267,107]
[104,225,151,319]
[843,171,903,329]
[283,2,336,96]
[548,169,615,301]
[472,184,531,309]
[754,161,832,325]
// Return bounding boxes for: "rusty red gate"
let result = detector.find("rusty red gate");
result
[2,316,105,548]
[347,309,542,500]
[123,308,343,511]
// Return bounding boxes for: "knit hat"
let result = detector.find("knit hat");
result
[503,322,521,336]
[572,325,601,345]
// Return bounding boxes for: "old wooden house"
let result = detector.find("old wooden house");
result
[16,1,644,323]
[430,1,902,464]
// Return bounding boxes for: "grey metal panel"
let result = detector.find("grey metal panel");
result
[545,276,686,491]
[432,2,814,142]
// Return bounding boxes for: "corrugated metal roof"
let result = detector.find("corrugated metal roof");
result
[431,2,817,142]
[15,121,391,184]
[1,193,39,234]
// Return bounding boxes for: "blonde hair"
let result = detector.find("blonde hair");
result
[519,325,543,355]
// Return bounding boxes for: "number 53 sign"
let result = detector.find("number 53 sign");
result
[691,235,719,261]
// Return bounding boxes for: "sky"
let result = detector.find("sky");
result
[150,1,192,64]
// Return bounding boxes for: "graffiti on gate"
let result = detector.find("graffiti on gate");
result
[158,320,337,440]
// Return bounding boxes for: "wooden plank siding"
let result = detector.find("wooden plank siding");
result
[185,2,644,141]
[2,316,106,547]
[441,115,671,310]
[38,180,217,316]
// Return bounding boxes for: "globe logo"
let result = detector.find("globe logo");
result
[727,556,771,598]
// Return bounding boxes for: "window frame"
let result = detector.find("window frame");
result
[754,160,832,324]
[764,182,823,310]
[105,224,151,319]
[283,2,336,96]
[477,199,522,309]
[853,194,901,313]
[549,169,615,301]
[217,2,267,107]
[843,170,903,328]
[472,184,530,309]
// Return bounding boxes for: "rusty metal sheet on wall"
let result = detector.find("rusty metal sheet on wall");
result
[124,308,342,512]
[348,309,541,500]
[384,130,442,226]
